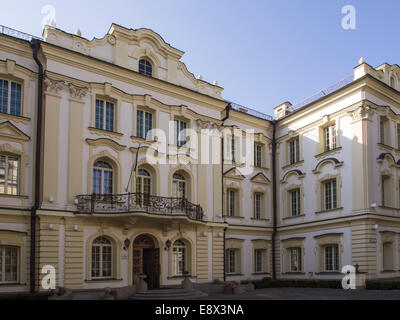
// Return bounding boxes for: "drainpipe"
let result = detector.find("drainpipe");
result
[271,120,278,280]
[30,39,44,294]
[220,104,230,282]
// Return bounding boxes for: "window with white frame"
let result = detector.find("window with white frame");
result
[289,247,302,272]
[0,79,22,116]
[323,179,337,210]
[254,193,263,219]
[289,137,300,164]
[0,245,19,284]
[136,169,151,195]
[95,99,114,132]
[174,119,188,147]
[91,237,113,279]
[173,239,186,276]
[324,245,339,272]
[254,249,267,273]
[227,189,237,217]
[381,175,391,207]
[323,125,337,152]
[139,59,153,77]
[172,173,186,199]
[254,144,263,167]
[137,110,153,140]
[0,154,19,195]
[226,249,238,274]
[289,188,301,217]
[93,161,113,195]
[226,135,237,163]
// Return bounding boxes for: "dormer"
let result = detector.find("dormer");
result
[42,23,223,99]
[274,102,292,120]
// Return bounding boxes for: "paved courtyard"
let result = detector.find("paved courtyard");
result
[204,288,400,300]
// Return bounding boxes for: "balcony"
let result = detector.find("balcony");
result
[75,193,204,222]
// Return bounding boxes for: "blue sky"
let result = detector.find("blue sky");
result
[1,0,399,115]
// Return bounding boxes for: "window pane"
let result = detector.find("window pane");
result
[92,169,102,194]
[0,155,6,194]
[105,102,114,132]
[103,171,113,194]
[145,112,153,140]
[0,80,8,114]
[7,156,18,195]
[10,82,21,116]
[137,110,143,138]
[95,100,104,130]
[3,247,18,282]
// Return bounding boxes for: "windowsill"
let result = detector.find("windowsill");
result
[85,278,123,283]
[167,276,197,280]
[282,272,305,275]
[252,272,270,276]
[251,218,270,222]
[226,216,245,220]
[283,214,305,220]
[315,272,342,275]
[88,127,123,139]
[378,205,399,211]
[381,270,396,274]
[0,112,30,124]
[131,136,157,143]
[253,166,269,171]
[315,147,342,159]
[226,273,244,277]
[282,160,304,171]
[377,143,394,152]
[0,194,29,200]
[315,207,344,214]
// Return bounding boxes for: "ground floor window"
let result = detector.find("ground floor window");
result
[91,236,113,279]
[226,249,239,274]
[173,239,186,276]
[254,249,267,273]
[324,245,339,272]
[383,242,394,271]
[0,246,19,283]
[289,247,302,272]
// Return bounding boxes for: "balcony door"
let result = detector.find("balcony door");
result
[132,235,160,289]
[172,173,186,199]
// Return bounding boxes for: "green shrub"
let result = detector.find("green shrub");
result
[253,279,342,289]
[366,280,400,290]
[0,292,50,300]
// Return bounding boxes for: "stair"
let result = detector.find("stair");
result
[130,288,208,300]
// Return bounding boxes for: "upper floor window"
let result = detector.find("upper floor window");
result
[136,169,151,195]
[397,125,400,150]
[172,173,186,199]
[227,189,237,217]
[137,110,153,140]
[323,125,337,152]
[91,237,112,279]
[289,137,300,164]
[226,135,237,163]
[289,188,301,217]
[323,179,337,210]
[289,247,302,272]
[95,99,114,132]
[0,154,19,195]
[380,116,389,145]
[93,161,113,195]
[254,144,263,167]
[173,239,187,276]
[174,119,188,147]
[381,175,391,207]
[139,59,153,77]
[0,245,19,284]
[0,80,22,116]
[254,193,263,219]
[324,245,339,272]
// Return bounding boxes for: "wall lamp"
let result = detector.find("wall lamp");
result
[123,238,131,251]
[165,240,172,251]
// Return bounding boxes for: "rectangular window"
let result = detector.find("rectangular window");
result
[231,136,236,162]
[324,179,337,210]
[290,247,302,272]
[227,189,236,217]
[0,154,19,195]
[383,242,394,271]
[137,110,153,140]
[323,125,337,152]
[254,193,262,219]
[380,117,386,145]
[174,119,188,147]
[325,245,339,272]
[289,137,300,164]
[0,80,22,116]
[397,125,400,150]
[95,99,114,132]
[381,176,390,207]
[254,144,262,167]
[254,249,266,273]
[0,246,19,284]
[226,249,237,274]
[290,189,301,217]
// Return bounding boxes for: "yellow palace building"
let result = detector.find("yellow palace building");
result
[0,23,400,294]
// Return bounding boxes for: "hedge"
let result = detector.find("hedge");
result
[366,280,400,290]
[0,292,50,300]
[252,279,342,289]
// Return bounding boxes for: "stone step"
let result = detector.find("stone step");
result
[130,289,208,300]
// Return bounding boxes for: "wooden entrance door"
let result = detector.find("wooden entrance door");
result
[132,235,160,289]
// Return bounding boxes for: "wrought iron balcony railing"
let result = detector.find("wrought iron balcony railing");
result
[75,193,204,222]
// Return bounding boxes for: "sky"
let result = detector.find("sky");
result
[1,0,400,115]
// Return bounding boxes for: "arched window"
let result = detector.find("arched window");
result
[136,169,151,195]
[173,239,186,276]
[391,76,397,89]
[139,59,153,77]
[93,161,113,194]
[91,236,113,279]
[172,173,186,199]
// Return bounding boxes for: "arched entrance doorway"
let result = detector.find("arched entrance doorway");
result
[132,234,160,289]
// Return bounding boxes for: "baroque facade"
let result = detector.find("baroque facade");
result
[0,24,400,294]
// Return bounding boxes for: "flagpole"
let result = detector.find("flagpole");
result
[125,144,141,193]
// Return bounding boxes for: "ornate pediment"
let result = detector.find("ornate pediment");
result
[0,121,30,142]
[224,167,245,181]
[250,172,270,185]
